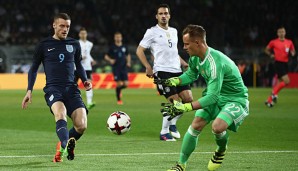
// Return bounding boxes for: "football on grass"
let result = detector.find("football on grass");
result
[107,111,131,135]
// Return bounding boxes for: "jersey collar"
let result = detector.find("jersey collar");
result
[198,47,210,65]
[156,24,169,31]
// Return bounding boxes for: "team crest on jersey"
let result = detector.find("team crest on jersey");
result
[122,47,126,53]
[66,45,74,53]
[166,32,170,38]
[201,69,205,75]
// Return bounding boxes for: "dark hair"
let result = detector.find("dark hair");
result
[277,26,285,30]
[53,13,71,21]
[156,4,170,14]
[114,31,122,35]
[79,27,87,32]
[182,24,206,41]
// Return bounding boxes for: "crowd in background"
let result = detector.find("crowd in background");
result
[1,0,297,47]
[0,0,298,87]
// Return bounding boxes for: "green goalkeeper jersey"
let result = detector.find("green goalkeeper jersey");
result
[179,47,248,108]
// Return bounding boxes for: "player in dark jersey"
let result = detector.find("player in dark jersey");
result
[104,32,131,105]
[21,13,92,162]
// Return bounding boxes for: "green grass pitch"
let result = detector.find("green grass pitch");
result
[0,88,298,170]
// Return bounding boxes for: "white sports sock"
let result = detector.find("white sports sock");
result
[86,89,93,105]
[160,115,171,134]
[170,114,182,126]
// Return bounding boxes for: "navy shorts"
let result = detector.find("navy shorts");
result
[113,69,128,81]
[43,85,88,117]
[154,71,191,98]
[274,61,288,78]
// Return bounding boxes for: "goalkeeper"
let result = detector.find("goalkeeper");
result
[159,25,249,171]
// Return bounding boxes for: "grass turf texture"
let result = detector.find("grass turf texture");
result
[0,88,298,170]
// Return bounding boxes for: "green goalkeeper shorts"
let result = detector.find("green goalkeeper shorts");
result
[195,100,249,132]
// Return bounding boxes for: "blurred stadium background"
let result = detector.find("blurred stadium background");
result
[1,1,298,170]
[0,0,298,88]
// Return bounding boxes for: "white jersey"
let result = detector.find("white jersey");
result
[139,24,181,73]
[79,40,94,71]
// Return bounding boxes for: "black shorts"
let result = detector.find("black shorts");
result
[274,61,288,78]
[74,70,92,82]
[154,71,191,98]
[113,69,128,81]
[43,85,88,117]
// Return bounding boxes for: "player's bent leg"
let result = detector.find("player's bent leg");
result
[281,74,290,85]
[174,116,207,170]
[162,94,180,140]
[169,90,193,139]
[212,118,229,152]
[116,81,124,105]
[86,80,95,109]
[71,107,87,134]
[51,101,68,162]
[160,115,176,141]
[67,107,88,160]
[52,101,67,122]
[208,118,229,171]
[178,90,193,103]
[267,75,289,107]
[208,102,248,170]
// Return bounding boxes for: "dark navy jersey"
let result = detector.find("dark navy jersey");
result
[107,44,129,70]
[27,37,87,90]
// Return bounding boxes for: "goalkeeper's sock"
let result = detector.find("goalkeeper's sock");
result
[69,127,83,141]
[116,86,121,101]
[213,130,229,152]
[179,126,200,164]
[160,115,171,134]
[56,119,69,149]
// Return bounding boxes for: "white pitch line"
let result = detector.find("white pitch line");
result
[0,150,297,158]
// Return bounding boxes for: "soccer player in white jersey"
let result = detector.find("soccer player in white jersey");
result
[136,4,193,141]
[75,27,96,109]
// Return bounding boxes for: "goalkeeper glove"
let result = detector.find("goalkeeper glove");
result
[161,100,193,120]
[153,77,180,87]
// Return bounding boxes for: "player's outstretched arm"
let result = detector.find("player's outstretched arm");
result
[22,90,32,109]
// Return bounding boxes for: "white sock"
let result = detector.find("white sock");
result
[170,114,182,126]
[160,115,171,134]
[86,89,93,105]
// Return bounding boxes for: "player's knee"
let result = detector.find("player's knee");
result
[180,91,193,103]
[75,124,87,134]
[54,112,67,121]
[191,117,207,131]
[284,79,290,84]
[212,122,226,134]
